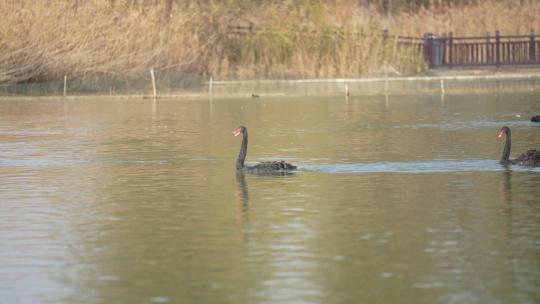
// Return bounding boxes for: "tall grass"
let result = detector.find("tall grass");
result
[391,0,540,36]
[0,0,538,83]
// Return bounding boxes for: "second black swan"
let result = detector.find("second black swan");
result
[233,126,296,172]
[531,115,540,122]
[498,126,540,166]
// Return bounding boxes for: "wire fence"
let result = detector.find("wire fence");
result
[3,70,540,99]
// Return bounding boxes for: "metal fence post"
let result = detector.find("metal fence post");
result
[485,32,491,64]
[423,32,433,68]
[495,30,501,67]
[530,29,536,63]
[448,32,453,69]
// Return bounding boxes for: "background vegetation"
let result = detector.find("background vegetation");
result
[1,0,539,83]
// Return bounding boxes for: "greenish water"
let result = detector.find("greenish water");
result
[1,93,539,304]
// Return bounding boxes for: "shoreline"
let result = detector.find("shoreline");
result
[2,68,540,99]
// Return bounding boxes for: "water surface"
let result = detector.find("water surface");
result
[1,92,539,303]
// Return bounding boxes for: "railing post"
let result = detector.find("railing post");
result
[423,32,433,68]
[448,32,453,69]
[150,67,157,98]
[495,30,501,67]
[63,75,67,97]
[530,29,536,63]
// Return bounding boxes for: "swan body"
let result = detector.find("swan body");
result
[233,126,296,172]
[532,115,540,122]
[246,160,296,171]
[498,126,540,166]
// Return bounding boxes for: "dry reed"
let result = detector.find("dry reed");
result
[0,0,538,84]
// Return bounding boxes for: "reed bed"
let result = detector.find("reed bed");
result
[392,0,540,37]
[0,0,538,84]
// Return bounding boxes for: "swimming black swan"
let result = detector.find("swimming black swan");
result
[233,126,296,171]
[532,115,540,122]
[498,126,540,166]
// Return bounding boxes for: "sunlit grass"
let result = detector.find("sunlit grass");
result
[0,0,537,83]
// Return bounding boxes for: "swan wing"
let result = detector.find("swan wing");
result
[250,161,296,171]
[515,149,540,166]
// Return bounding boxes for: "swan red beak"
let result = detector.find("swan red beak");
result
[233,128,242,136]
[498,129,505,138]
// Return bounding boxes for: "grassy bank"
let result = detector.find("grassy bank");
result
[1,0,539,84]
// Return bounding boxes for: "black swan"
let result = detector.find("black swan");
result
[532,115,540,122]
[498,126,540,166]
[233,126,296,172]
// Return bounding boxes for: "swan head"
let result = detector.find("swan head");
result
[498,126,510,138]
[233,126,247,137]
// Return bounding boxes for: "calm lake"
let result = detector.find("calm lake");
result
[1,92,539,303]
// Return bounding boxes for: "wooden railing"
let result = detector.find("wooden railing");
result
[226,26,540,69]
[404,31,540,68]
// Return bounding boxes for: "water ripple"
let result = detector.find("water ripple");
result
[300,160,540,173]
[360,119,536,130]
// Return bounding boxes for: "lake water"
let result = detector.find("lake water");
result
[1,92,539,304]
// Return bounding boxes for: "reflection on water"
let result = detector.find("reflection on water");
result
[235,172,250,209]
[500,167,512,195]
[1,93,540,304]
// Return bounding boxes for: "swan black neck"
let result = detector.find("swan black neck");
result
[500,127,511,163]
[236,128,248,169]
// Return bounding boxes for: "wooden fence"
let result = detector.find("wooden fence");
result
[401,31,540,68]
[226,26,540,69]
